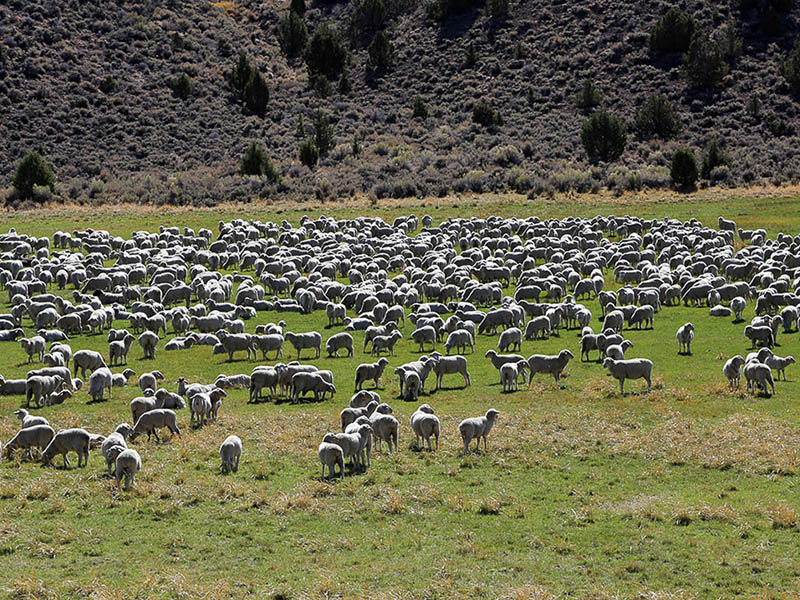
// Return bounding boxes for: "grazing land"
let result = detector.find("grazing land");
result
[1,191,800,600]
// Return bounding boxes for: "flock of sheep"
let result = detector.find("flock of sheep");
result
[0,212,796,485]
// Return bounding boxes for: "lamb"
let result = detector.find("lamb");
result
[744,361,775,396]
[605,340,634,361]
[41,428,91,468]
[220,435,242,474]
[154,388,186,409]
[676,323,695,355]
[431,354,471,390]
[411,326,437,352]
[87,367,113,403]
[138,370,165,393]
[343,420,373,469]
[102,423,134,475]
[602,358,654,394]
[214,374,251,390]
[291,372,336,403]
[249,367,279,402]
[326,332,354,358]
[112,368,137,388]
[20,336,46,363]
[500,360,528,392]
[459,408,500,454]
[340,400,379,430]
[370,330,403,356]
[109,333,135,366]
[13,408,49,429]
[25,374,64,408]
[744,325,774,349]
[282,331,321,361]
[394,357,436,396]
[369,412,399,453]
[497,327,522,353]
[410,404,440,451]
[115,448,142,490]
[318,440,345,480]
[363,322,398,352]
[765,354,795,381]
[527,350,574,386]
[445,329,474,355]
[354,358,390,390]
[323,431,363,471]
[137,331,160,360]
[72,349,107,379]
[484,350,527,381]
[723,355,746,390]
[130,409,182,442]
[251,334,284,360]
[3,424,55,460]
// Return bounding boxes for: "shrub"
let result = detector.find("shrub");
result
[313,75,333,98]
[12,151,55,200]
[228,52,254,96]
[716,18,742,61]
[279,10,308,57]
[242,69,269,114]
[240,143,279,182]
[352,135,362,156]
[99,75,117,94]
[634,94,681,139]
[488,0,509,19]
[312,111,336,156]
[338,73,352,94]
[367,31,395,70]
[682,31,727,89]
[782,36,800,95]
[581,110,626,163]
[412,97,429,119]
[649,8,696,53]
[351,0,386,38]
[290,0,306,16]
[766,113,791,136]
[489,145,522,166]
[700,139,731,180]
[760,4,782,36]
[670,147,698,190]
[427,0,484,22]
[168,73,193,100]
[299,139,319,168]
[305,25,348,81]
[472,101,502,127]
[575,79,602,111]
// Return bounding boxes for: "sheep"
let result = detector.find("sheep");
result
[25,375,63,408]
[109,333,136,366]
[326,332,354,358]
[484,350,527,381]
[410,404,440,451]
[251,334,284,360]
[445,329,474,355]
[605,340,634,361]
[401,370,422,402]
[497,327,522,353]
[318,440,345,480]
[369,412,399,453]
[323,431,363,470]
[138,370,165,393]
[676,323,695,355]
[138,331,160,360]
[709,305,733,317]
[527,350,574,386]
[744,361,775,396]
[580,333,600,362]
[731,296,746,322]
[411,326,437,352]
[765,355,796,381]
[42,352,65,367]
[602,310,624,333]
[115,448,142,490]
[190,392,215,427]
[3,424,55,460]
[723,355,746,390]
[102,423,134,475]
[744,325,774,349]
[780,306,799,334]
[349,390,381,408]
[214,374,251,390]
[602,358,654,394]
[13,408,48,429]
[340,400,379,431]
[72,350,107,379]
[130,409,181,442]
[370,331,403,356]
[459,408,499,454]
[431,354,471,390]
[0,328,25,342]
[41,428,91,468]
[478,309,513,335]
[48,342,72,369]
[500,359,528,392]
[249,367,279,402]
[87,367,113,403]
[291,372,336,403]
[326,302,347,327]
[344,420,373,469]
[220,435,242,474]
[130,395,164,424]
[154,388,186,409]
[394,357,437,397]
[283,331,322,360]
[20,336,46,363]
[112,368,137,388]
[628,306,655,330]
[164,336,196,351]
[354,358,390,390]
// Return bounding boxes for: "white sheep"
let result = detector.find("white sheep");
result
[723,355,746,390]
[20,335,46,363]
[354,358,390,390]
[137,331,160,360]
[602,358,653,394]
[42,428,91,468]
[411,326,437,352]
[731,296,746,322]
[410,404,440,451]
[349,390,381,408]
[292,372,336,403]
[284,331,322,360]
[25,374,64,408]
[444,329,474,355]
[318,440,345,480]
[431,354,471,390]
[138,370,165,393]
[744,361,775,396]
[497,327,522,353]
[13,408,49,429]
[370,331,403,356]
[72,350,107,379]
[130,409,182,442]
[765,354,795,381]
[249,367,279,402]
[111,368,137,388]
[3,424,55,460]
[676,322,694,355]
[500,360,528,392]
[524,315,550,340]
[744,325,774,349]
[340,401,379,430]
[369,412,399,453]
[343,421,373,470]
[403,370,422,402]
[323,431,363,471]
[458,408,499,454]
[527,350,574,386]
[220,435,242,474]
[325,332,354,358]
[214,374,251,390]
[115,448,142,490]
[88,367,113,403]
[102,423,134,475]
[605,340,634,361]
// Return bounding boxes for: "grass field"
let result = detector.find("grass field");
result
[1,190,800,600]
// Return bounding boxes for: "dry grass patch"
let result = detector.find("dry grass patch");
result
[765,503,799,529]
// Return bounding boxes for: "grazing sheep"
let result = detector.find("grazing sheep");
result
[731,296,746,322]
[340,401,379,431]
[326,332,354,358]
[370,331,403,356]
[318,440,345,480]
[72,350,107,379]
[744,325,774,349]
[349,390,381,408]
[112,368,137,388]
[602,358,654,394]
[445,329,474,355]
[744,361,775,396]
[676,323,695,355]
[3,424,55,460]
[497,327,522,353]
[154,388,186,409]
[13,408,49,429]
[130,409,181,442]
[484,350,527,382]
[723,355,746,390]
[326,303,347,327]
[354,358,390,390]
[42,352,65,367]
[344,420,373,469]
[602,310,624,333]
[102,423,134,475]
[765,355,796,381]
[410,404,440,451]
[580,334,600,362]
[115,448,142,490]
[87,367,113,403]
[220,435,242,474]
[605,340,634,361]
[138,331,160,360]
[323,431,363,470]
[527,350,574,386]
[292,372,336,403]
[411,326,437,352]
[780,306,799,334]
[500,360,528,392]
[138,370,165,393]
[431,354,471,390]
[369,412,399,453]
[403,370,422,402]
[49,343,72,369]
[41,428,91,468]
[284,331,322,360]
[25,375,63,408]
[459,408,499,454]
[628,306,655,330]
[251,334,284,360]
[249,367,279,402]
[130,395,164,424]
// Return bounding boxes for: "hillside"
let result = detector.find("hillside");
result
[0,0,799,205]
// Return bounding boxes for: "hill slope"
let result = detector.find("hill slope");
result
[0,0,799,204]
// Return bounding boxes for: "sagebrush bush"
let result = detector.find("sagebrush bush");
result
[575,79,602,111]
[581,110,626,163]
[412,97,429,119]
[472,101,502,127]
[649,8,696,53]
[12,151,55,201]
[169,73,193,100]
[670,147,698,190]
[312,111,336,157]
[634,94,681,139]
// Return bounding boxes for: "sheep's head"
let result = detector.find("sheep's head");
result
[486,408,500,421]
